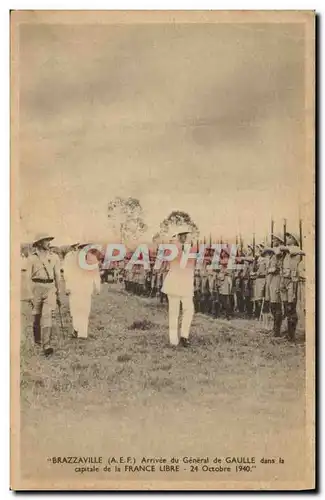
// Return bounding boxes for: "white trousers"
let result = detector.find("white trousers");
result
[167,295,194,345]
[69,291,92,338]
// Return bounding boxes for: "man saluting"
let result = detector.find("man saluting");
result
[26,233,62,357]
[161,227,196,348]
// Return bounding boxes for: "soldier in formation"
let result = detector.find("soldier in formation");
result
[121,226,305,342]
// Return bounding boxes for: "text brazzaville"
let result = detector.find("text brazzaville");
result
[79,243,243,271]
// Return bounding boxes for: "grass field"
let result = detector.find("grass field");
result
[19,280,307,486]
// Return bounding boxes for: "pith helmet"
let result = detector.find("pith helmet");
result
[171,226,192,238]
[272,233,284,244]
[285,232,300,246]
[32,232,54,246]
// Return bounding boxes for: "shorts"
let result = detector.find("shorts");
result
[280,277,298,304]
[32,283,56,327]
[254,277,266,301]
[268,274,281,303]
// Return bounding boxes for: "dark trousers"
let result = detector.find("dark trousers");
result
[220,294,232,319]
[244,296,253,317]
[194,291,201,313]
[236,293,245,313]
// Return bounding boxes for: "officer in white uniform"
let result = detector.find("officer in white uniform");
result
[64,242,101,339]
[161,227,195,347]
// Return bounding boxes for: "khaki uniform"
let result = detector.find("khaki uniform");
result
[280,245,303,340]
[265,249,283,336]
[267,250,282,303]
[242,257,254,316]
[26,249,61,349]
[216,265,233,319]
[280,247,301,304]
[253,256,268,300]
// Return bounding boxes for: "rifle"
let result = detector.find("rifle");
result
[299,219,303,250]
[240,234,243,254]
[271,218,274,248]
[283,219,287,246]
[57,303,65,339]
[252,233,256,257]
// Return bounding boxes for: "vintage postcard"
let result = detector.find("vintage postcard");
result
[10,10,315,490]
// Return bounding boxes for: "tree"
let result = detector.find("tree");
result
[159,210,199,238]
[107,196,147,243]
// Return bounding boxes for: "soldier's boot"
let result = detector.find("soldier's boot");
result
[226,296,232,320]
[283,301,289,318]
[287,304,298,342]
[272,303,282,337]
[209,297,214,315]
[42,327,54,357]
[194,293,199,313]
[254,300,261,319]
[33,314,41,345]
[245,298,252,318]
[214,301,220,318]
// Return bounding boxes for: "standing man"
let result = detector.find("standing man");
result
[251,243,267,319]
[193,268,202,313]
[162,227,195,347]
[64,242,101,339]
[217,251,233,320]
[280,232,305,341]
[26,233,62,357]
[242,245,254,318]
[267,234,285,337]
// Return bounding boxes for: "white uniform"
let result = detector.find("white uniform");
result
[162,242,195,345]
[64,250,101,338]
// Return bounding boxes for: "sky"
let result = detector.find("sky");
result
[18,21,306,246]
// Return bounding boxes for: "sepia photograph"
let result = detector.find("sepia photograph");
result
[10,10,315,490]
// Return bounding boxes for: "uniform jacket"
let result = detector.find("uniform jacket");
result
[282,245,303,281]
[26,249,61,299]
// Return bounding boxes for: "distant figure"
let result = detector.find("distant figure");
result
[64,242,101,339]
[267,234,284,337]
[161,227,195,347]
[251,243,267,319]
[25,233,61,357]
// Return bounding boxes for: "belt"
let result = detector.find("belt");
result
[32,278,54,284]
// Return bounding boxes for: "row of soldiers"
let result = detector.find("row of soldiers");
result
[113,230,305,341]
